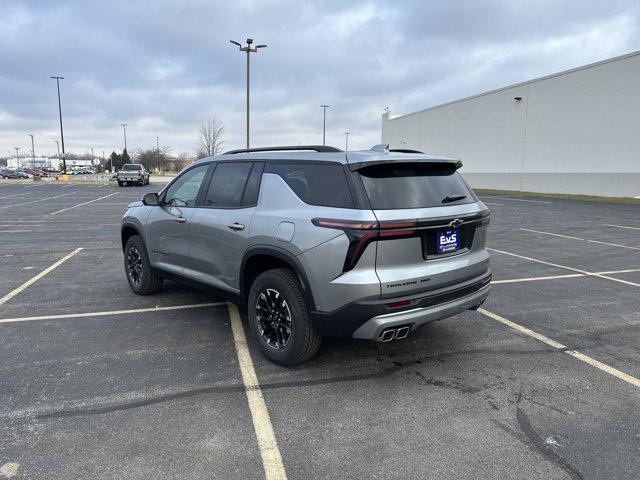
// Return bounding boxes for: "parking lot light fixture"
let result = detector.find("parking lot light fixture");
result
[345,132,350,151]
[50,76,67,174]
[321,105,330,145]
[230,38,267,149]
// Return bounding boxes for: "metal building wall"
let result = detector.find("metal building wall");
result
[381,51,640,198]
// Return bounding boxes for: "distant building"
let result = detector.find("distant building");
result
[381,51,640,198]
[6,157,94,170]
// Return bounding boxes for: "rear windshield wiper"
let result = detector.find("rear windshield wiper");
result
[442,194,467,204]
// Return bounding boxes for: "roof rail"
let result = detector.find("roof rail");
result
[389,148,425,154]
[224,145,343,155]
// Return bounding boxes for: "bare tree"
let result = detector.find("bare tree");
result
[195,118,224,159]
[134,146,174,172]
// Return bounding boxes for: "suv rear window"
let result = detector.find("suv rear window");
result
[205,162,253,208]
[267,163,354,208]
[122,164,142,170]
[358,163,476,209]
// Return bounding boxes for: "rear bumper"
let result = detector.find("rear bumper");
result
[310,270,491,339]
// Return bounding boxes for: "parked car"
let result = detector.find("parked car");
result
[116,164,150,186]
[22,168,42,178]
[1,169,28,179]
[120,145,491,365]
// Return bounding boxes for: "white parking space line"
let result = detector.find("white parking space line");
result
[493,268,640,285]
[0,302,227,324]
[0,230,32,233]
[493,273,585,284]
[0,192,76,210]
[603,224,640,231]
[228,303,287,480]
[0,193,31,199]
[522,228,640,251]
[479,308,640,389]
[0,248,83,307]
[48,192,118,216]
[488,247,640,288]
[482,202,505,206]
[482,196,551,204]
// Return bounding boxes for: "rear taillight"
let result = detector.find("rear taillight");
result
[312,218,417,272]
[137,171,141,176]
[481,211,490,226]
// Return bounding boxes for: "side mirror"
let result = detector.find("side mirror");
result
[142,192,159,206]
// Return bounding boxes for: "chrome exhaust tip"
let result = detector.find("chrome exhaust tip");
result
[396,326,410,339]
[380,329,396,342]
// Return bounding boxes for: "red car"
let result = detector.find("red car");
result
[21,168,41,177]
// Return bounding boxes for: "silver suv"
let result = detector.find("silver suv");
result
[121,145,491,365]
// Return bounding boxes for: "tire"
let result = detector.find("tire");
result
[247,268,321,365]
[117,181,123,187]
[123,235,162,295]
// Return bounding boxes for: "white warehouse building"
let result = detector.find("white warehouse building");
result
[381,51,640,198]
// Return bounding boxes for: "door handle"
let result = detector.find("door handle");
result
[228,222,245,231]
[175,217,187,223]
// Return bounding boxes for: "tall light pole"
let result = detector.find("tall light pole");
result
[230,38,267,149]
[54,140,60,169]
[14,147,21,167]
[121,123,128,152]
[51,76,67,174]
[321,105,330,145]
[345,132,350,152]
[28,134,35,167]
[156,136,160,172]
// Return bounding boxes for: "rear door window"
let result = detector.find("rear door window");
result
[204,162,253,208]
[267,163,354,208]
[357,163,476,209]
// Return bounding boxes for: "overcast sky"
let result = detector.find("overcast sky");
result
[1,0,638,159]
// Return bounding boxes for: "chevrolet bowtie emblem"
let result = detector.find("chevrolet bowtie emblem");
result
[449,219,464,228]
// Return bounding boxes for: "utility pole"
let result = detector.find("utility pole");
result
[51,76,67,174]
[230,38,267,149]
[345,132,350,152]
[321,105,330,145]
[14,147,21,164]
[121,123,128,152]
[28,134,35,167]
[102,151,105,172]
[156,136,160,172]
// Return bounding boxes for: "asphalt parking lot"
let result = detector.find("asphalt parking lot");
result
[1,181,639,479]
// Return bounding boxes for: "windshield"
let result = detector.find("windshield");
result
[358,163,476,209]
[122,164,142,170]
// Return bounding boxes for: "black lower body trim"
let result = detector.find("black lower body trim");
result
[151,267,243,306]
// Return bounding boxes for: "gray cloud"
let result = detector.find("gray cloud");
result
[0,0,638,158]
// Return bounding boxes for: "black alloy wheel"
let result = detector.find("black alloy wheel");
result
[255,288,292,349]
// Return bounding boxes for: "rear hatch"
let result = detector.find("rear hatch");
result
[352,158,490,298]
